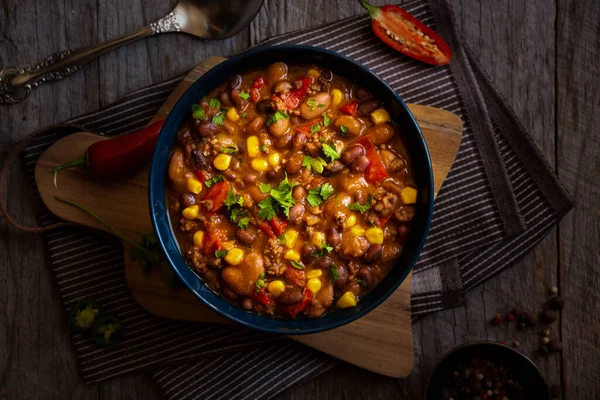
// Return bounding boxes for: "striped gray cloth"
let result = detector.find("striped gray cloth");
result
[18,0,572,398]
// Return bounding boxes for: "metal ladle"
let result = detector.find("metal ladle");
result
[0,0,264,104]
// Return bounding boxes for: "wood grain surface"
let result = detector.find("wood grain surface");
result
[1,0,598,399]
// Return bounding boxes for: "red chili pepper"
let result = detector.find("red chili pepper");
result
[284,267,306,287]
[253,288,275,306]
[340,102,358,116]
[294,118,323,134]
[201,229,223,257]
[279,288,313,318]
[376,214,392,228]
[193,170,209,183]
[269,217,287,237]
[250,76,266,103]
[202,181,230,215]
[359,0,452,66]
[285,77,312,109]
[353,136,389,183]
[258,221,276,239]
[52,120,165,182]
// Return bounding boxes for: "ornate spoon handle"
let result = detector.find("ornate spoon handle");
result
[0,12,181,105]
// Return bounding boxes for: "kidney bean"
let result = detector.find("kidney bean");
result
[364,244,383,263]
[275,133,292,149]
[358,98,381,116]
[300,92,331,119]
[230,157,241,171]
[220,92,234,107]
[256,100,272,114]
[267,62,288,82]
[286,152,304,175]
[334,115,364,136]
[248,185,270,203]
[222,170,237,180]
[268,117,290,137]
[302,244,316,264]
[316,256,332,269]
[308,307,327,318]
[351,155,370,173]
[191,149,208,169]
[293,132,308,151]
[197,121,221,137]
[333,264,348,289]
[266,170,278,181]
[235,229,256,245]
[230,89,248,109]
[367,123,395,145]
[241,297,253,310]
[230,75,242,90]
[274,80,292,94]
[327,226,341,248]
[223,286,238,301]
[180,193,196,208]
[288,204,305,223]
[357,267,373,288]
[279,289,303,305]
[354,191,368,205]
[355,87,371,101]
[243,174,257,185]
[247,117,265,135]
[292,186,307,203]
[341,145,366,165]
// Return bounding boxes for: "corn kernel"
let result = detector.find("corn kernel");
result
[283,229,298,248]
[332,89,343,107]
[336,291,357,308]
[213,154,232,171]
[311,232,326,247]
[192,231,205,247]
[222,241,235,250]
[226,107,240,122]
[370,108,390,125]
[267,280,286,297]
[401,186,418,204]
[247,136,260,157]
[267,152,281,167]
[182,205,199,220]
[306,269,322,279]
[307,68,321,79]
[365,227,384,245]
[187,178,202,194]
[307,278,322,294]
[350,226,366,237]
[251,158,269,172]
[284,249,300,262]
[224,248,244,265]
[346,214,356,228]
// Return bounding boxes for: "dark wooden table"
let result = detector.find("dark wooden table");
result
[1,0,598,398]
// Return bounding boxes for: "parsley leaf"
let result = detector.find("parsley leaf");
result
[302,156,328,174]
[260,144,267,153]
[330,264,340,282]
[241,112,247,118]
[224,189,243,210]
[310,123,322,134]
[209,98,221,109]
[323,114,332,127]
[258,197,277,221]
[306,183,335,207]
[259,183,272,193]
[215,249,228,258]
[312,242,333,257]
[191,104,206,120]
[307,99,317,110]
[318,103,325,108]
[237,216,250,230]
[255,272,266,291]
[230,208,250,230]
[257,175,297,220]
[290,261,305,270]
[204,175,224,188]
[239,91,250,100]
[322,143,340,162]
[220,144,239,154]
[340,125,349,135]
[349,195,372,214]
[266,110,289,126]
[212,112,225,125]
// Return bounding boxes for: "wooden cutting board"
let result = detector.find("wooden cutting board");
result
[34,57,463,378]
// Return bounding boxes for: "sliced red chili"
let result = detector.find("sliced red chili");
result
[202,181,230,215]
[253,288,275,306]
[201,228,223,257]
[284,267,306,287]
[354,136,389,184]
[250,76,266,103]
[359,0,452,66]
[340,102,358,116]
[269,217,287,237]
[279,288,313,318]
[258,221,276,239]
[294,118,322,134]
[285,77,312,109]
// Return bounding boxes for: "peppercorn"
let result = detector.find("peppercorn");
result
[491,314,502,326]
[549,339,563,352]
[544,310,558,323]
[541,336,550,345]
[549,286,558,295]
[548,296,565,310]
[539,344,549,356]
[543,328,551,337]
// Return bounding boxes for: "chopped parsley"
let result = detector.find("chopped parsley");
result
[204,175,224,188]
[330,265,340,282]
[302,156,328,174]
[259,183,272,193]
[224,188,243,210]
[307,99,317,110]
[290,261,305,270]
[318,103,325,108]
[312,242,333,257]
[239,91,250,100]
[215,249,228,258]
[257,197,277,221]
[220,144,239,154]
[356,279,368,288]
[309,123,322,134]
[230,208,250,230]
[212,111,225,125]
[255,272,266,291]
[241,112,247,118]
[260,144,267,153]
[191,104,206,120]
[349,195,372,214]
[257,174,297,220]
[306,183,335,207]
[209,98,221,109]
[322,143,340,163]
[340,125,349,135]
[266,110,289,126]
[323,114,332,127]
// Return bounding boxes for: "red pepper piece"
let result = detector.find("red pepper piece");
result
[285,77,312,109]
[258,221,276,239]
[250,76,266,103]
[201,230,223,257]
[202,181,230,215]
[359,0,452,66]
[340,102,358,116]
[279,288,313,318]
[284,267,306,287]
[52,120,165,180]
[294,118,323,134]
[376,214,392,228]
[193,170,209,183]
[269,217,287,237]
[253,288,275,306]
[353,136,389,184]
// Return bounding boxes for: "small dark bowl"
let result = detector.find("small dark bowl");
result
[149,45,434,334]
[425,341,549,399]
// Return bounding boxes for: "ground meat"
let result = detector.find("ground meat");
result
[271,96,286,111]
[207,257,224,269]
[264,238,286,275]
[394,205,417,222]
[340,235,369,259]
[388,157,406,173]
[305,129,335,155]
[347,261,360,276]
[382,179,404,197]
[373,193,399,217]
[186,247,208,274]
[179,218,199,233]
[364,210,380,226]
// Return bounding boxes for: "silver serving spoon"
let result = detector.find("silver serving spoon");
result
[0,0,264,104]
